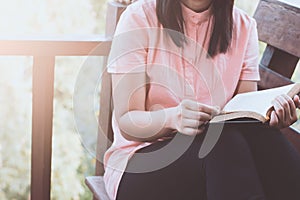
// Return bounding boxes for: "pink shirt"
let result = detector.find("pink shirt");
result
[104,0,260,199]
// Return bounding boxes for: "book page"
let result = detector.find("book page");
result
[223,84,296,117]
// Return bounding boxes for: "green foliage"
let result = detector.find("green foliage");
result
[235,0,259,16]
[0,57,32,200]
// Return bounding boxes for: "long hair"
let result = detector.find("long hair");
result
[156,0,234,57]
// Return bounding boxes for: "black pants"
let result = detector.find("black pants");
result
[116,123,300,200]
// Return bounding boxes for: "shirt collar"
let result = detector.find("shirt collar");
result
[181,2,213,25]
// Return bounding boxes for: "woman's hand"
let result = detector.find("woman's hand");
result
[269,94,300,129]
[168,99,220,136]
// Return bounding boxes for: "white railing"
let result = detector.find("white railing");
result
[0,35,111,200]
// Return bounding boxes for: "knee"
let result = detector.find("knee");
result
[214,124,246,149]
[203,124,250,159]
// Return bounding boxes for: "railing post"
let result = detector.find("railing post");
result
[31,56,55,200]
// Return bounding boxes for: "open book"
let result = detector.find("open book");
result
[211,83,300,123]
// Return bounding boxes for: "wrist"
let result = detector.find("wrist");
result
[164,107,178,130]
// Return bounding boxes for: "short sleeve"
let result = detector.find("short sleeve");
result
[239,19,260,81]
[107,4,149,74]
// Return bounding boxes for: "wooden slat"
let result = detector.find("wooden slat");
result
[31,56,55,200]
[95,1,127,177]
[0,37,111,56]
[260,45,299,79]
[254,0,300,57]
[278,0,300,8]
[95,70,113,176]
[258,64,293,90]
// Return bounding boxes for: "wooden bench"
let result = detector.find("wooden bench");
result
[254,0,300,153]
[85,0,300,199]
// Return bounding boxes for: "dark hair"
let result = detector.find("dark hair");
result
[156,0,234,57]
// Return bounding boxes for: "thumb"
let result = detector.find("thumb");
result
[269,111,278,128]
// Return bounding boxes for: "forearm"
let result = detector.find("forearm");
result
[118,107,176,142]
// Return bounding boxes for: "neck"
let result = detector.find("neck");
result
[180,0,213,13]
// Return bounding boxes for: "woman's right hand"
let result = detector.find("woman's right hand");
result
[168,99,220,136]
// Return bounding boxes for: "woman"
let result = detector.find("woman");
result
[104,0,300,199]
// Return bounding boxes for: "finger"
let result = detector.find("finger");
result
[276,95,291,119]
[182,109,204,120]
[181,99,200,111]
[197,103,220,116]
[198,124,207,132]
[272,97,286,123]
[281,94,296,119]
[269,110,279,128]
[181,127,202,136]
[182,100,219,115]
[199,112,214,121]
[182,118,202,129]
[181,99,220,116]
[182,108,213,120]
[294,95,300,109]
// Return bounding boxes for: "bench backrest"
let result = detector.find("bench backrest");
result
[95,1,126,176]
[254,0,300,89]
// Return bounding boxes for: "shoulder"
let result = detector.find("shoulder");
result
[233,6,257,30]
[114,0,158,34]
[122,0,157,23]
[126,0,156,12]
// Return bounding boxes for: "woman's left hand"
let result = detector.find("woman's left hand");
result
[269,94,300,129]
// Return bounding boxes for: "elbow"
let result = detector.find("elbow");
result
[118,122,158,143]
[120,132,150,142]
[117,111,169,142]
[118,115,150,142]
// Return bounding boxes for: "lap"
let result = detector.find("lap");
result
[117,133,207,200]
[238,124,300,199]
[116,123,300,200]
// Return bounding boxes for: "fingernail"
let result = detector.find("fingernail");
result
[215,106,221,112]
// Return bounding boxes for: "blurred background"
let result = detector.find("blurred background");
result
[0,0,299,199]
